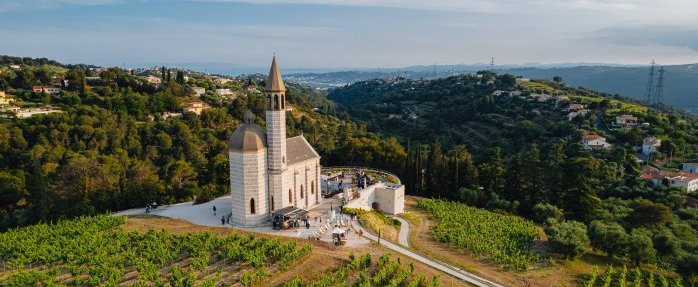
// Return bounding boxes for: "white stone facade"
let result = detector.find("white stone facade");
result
[229,149,268,227]
[344,182,405,215]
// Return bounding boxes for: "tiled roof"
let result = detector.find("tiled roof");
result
[286,136,319,165]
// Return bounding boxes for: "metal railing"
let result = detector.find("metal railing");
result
[321,166,401,185]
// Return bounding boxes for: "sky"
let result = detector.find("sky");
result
[1,0,697,70]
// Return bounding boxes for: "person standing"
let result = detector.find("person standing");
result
[213,205,217,216]
[221,216,225,225]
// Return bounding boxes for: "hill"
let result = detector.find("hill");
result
[290,64,698,114]
[498,64,698,113]
[330,73,698,283]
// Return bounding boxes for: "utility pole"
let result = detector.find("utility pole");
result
[490,57,495,72]
[432,63,436,78]
[645,60,656,105]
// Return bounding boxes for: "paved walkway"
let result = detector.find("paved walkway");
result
[112,196,370,247]
[351,221,506,287]
[393,216,410,248]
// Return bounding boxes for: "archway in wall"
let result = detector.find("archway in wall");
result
[288,189,293,203]
[371,202,380,210]
[250,198,256,214]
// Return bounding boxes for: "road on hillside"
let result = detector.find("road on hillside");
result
[351,221,506,287]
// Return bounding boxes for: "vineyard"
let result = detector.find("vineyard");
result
[284,253,442,287]
[417,198,540,270]
[0,215,311,286]
[582,265,685,287]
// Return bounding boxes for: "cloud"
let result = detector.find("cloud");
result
[591,25,698,52]
[192,0,697,15]
[0,0,121,12]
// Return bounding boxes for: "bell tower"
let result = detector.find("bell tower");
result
[265,56,287,209]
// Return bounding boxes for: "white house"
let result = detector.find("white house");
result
[15,108,63,119]
[192,87,205,97]
[667,173,698,192]
[582,134,612,149]
[215,88,234,96]
[683,163,698,173]
[616,115,639,128]
[642,137,661,156]
[640,165,698,192]
[32,85,61,94]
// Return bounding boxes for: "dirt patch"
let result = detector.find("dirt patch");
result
[404,196,581,287]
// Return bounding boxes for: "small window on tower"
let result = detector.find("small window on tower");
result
[250,198,256,214]
[289,189,292,203]
[282,156,286,163]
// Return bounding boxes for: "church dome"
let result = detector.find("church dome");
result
[228,123,267,152]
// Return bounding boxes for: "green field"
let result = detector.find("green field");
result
[417,198,540,270]
[0,215,310,286]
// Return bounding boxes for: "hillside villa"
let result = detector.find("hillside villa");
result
[615,114,639,128]
[642,137,661,156]
[192,87,205,96]
[215,88,235,97]
[640,165,698,192]
[582,134,612,149]
[183,101,210,115]
[145,75,161,84]
[32,85,61,94]
[15,107,63,119]
[568,103,587,111]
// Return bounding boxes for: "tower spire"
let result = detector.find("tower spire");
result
[265,56,286,92]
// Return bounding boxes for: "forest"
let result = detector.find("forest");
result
[1,57,698,282]
[330,73,698,281]
[0,59,406,231]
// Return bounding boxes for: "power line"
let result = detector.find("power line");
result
[645,60,656,104]
[654,66,665,106]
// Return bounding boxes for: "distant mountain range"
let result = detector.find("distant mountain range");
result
[285,64,698,114]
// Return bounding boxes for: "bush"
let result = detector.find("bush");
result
[532,203,564,224]
[545,220,589,259]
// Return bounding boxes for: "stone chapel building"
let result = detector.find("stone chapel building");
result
[228,57,322,227]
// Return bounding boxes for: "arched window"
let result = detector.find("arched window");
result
[288,189,293,203]
[281,95,285,109]
[271,196,274,211]
[300,185,304,199]
[250,198,256,214]
[274,94,280,110]
[311,181,315,194]
[268,95,273,109]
